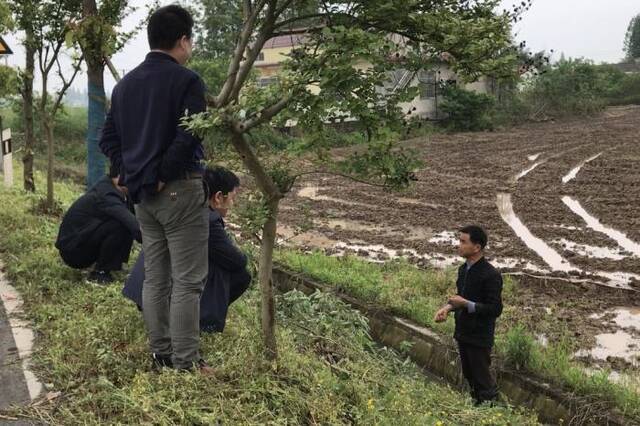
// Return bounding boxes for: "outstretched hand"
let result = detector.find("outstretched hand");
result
[434,305,452,323]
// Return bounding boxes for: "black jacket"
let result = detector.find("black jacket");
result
[123,209,251,331]
[55,176,141,252]
[99,52,206,203]
[453,257,503,348]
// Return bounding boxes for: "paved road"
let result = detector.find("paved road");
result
[0,298,30,410]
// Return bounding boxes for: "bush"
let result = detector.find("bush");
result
[492,89,533,127]
[523,59,612,118]
[439,84,496,131]
[606,73,640,106]
[501,324,537,371]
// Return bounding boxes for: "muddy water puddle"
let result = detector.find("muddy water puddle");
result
[562,152,603,184]
[577,308,640,368]
[277,225,343,249]
[497,193,576,272]
[577,331,640,366]
[514,161,544,181]
[562,196,640,257]
[334,241,461,267]
[298,185,442,210]
[497,193,638,289]
[555,238,628,260]
[527,153,542,161]
[297,186,376,208]
[429,231,458,246]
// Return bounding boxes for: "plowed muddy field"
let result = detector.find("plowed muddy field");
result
[277,105,640,374]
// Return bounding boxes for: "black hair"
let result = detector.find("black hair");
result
[459,225,488,249]
[108,163,119,179]
[147,4,194,50]
[204,166,240,196]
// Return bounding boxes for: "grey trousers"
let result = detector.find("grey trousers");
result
[135,179,209,369]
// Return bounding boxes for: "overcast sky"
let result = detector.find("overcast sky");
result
[3,0,640,93]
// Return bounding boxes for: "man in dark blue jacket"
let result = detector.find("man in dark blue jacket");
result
[123,167,251,333]
[55,165,141,284]
[434,225,503,405]
[99,5,210,372]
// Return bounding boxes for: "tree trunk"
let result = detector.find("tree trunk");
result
[258,198,279,360]
[86,64,107,188]
[44,118,54,208]
[230,130,282,360]
[22,28,36,192]
[83,0,107,189]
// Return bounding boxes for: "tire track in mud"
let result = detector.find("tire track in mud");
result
[500,145,640,289]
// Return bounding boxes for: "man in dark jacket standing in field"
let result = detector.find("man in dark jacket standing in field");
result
[55,165,141,284]
[99,5,211,372]
[434,225,503,405]
[123,167,251,333]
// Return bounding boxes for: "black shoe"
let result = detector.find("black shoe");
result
[86,270,114,285]
[151,353,173,371]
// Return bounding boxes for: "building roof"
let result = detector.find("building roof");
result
[263,33,307,49]
[0,36,12,55]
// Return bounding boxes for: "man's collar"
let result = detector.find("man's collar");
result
[146,51,179,64]
[465,255,485,270]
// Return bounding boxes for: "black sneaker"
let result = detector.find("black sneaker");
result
[86,270,114,285]
[151,353,173,371]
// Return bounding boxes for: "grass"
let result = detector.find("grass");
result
[0,170,537,424]
[275,249,640,420]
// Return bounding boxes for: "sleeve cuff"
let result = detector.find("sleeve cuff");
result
[466,301,476,313]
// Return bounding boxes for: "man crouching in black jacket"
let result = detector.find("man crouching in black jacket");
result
[434,225,503,405]
[55,165,141,284]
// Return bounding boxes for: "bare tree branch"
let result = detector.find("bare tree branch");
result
[242,0,252,21]
[241,96,292,131]
[52,54,84,116]
[104,56,121,81]
[229,1,279,102]
[216,0,269,107]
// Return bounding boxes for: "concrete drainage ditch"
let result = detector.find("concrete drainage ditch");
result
[272,265,637,426]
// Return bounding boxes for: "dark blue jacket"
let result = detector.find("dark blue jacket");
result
[99,52,206,203]
[453,257,503,348]
[55,176,141,252]
[123,210,251,331]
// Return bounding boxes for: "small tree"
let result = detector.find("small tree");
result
[624,14,640,61]
[9,0,37,191]
[32,0,83,208]
[184,0,529,360]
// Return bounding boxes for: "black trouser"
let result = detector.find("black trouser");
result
[457,341,498,404]
[200,269,251,332]
[60,220,134,272]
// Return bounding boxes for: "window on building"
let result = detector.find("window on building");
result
[257,52,265,61]
[257,76,278,88]
[418,70,437,99]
